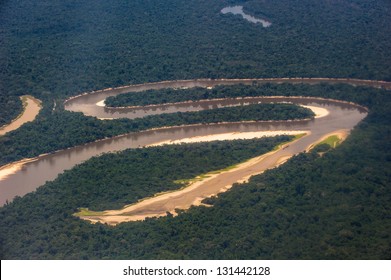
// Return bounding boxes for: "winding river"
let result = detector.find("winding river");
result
[0,78,389,210]
[221,6,272,27]
[0,96,41,136]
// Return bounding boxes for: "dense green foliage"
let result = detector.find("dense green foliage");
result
[0,80,384,166]
[0,85,390,259]
[0,95,23,127]
[0,0,390,260]
[0,0,390,114]
[105,85,326,108]
[0,81,384,166]
[0,137,293,259]
[105,80,388,108]
[104,87,214,107]
[0,102,311,165]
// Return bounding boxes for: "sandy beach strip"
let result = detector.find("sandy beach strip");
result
[149,130,308,146]
[0,157,40,181]
[79,131,310,225]
[0,95,42,136]
[0,163,25,181]
[300,105,329,118]
[306,129,349,152]
[96,100,106,107]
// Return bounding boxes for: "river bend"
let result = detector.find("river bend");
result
[1,78,389,206]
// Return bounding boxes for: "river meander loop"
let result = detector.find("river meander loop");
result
[1,78,390,223]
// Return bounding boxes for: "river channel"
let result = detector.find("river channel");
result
[0,78,372,206]
[221,6,272,27]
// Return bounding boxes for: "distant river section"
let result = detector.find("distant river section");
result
[221,6,272,27]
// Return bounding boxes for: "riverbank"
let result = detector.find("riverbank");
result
[1,79,373,207]
[76,132,312,225]
[148,130,308,146]
[0,95,42,136]
[64,78,391,108]
[306,129,349,152]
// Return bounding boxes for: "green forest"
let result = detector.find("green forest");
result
[0,83,390,259]
[0,95,23,127]
[1,1,390,114]
[0,82,379,166]
[0,101,312,165]
[0,0,390,259]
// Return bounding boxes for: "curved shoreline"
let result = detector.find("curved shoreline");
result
[76,129,348,225]
[77,132,311,225]
[64,77,391,106]
[63,78,380,224]
[306,129,349,152]
[148,130,309,147]
[1,77,383,210]
[0,100,330,182]
[0,115,316,182]
[0,95,42,136]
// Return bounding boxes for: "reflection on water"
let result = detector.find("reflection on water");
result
[221,6,272,27]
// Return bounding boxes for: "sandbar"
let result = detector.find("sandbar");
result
[96,100,106,107]
[78,131,310,225]
[306,129,349,152]
[149,130,307,146]
[301,105,329,118]
[0,95,42,136]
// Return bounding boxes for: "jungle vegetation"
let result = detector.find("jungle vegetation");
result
[0,83,390,259]
[1,0,390,114]
[0,101,312,165]
[0,95,23,127]
[0,0,390,259]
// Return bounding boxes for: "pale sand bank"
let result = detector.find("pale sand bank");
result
[306,129,349,152]
[0,157,39,181]
[0,96,42,136]
[301,105,329,118]
[0,163,24,181]
[79,132,310,225]
[149,130,308,146]
[95,98,329,121]
[0,96,42,180]
[96,100,106,107]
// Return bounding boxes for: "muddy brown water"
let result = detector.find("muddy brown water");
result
[0,96,41,136]
[0,78,381,206]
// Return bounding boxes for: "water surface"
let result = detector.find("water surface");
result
[0,94,366,205]
[221,6,272,27]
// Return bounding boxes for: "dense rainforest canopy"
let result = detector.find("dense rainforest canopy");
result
[0,0,390,259]
[0,83,390,259]
[1,0,390,124]
[0,99,312,165]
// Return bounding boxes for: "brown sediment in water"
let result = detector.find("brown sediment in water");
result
[76,103,331,225]
[2,78,375,209]
[0,95,42,136]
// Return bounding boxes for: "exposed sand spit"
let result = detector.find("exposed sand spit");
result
[149,130,308,146]
[96,100,106,107]
[301,105,329,118]
[78,132,310,225]
[306,129,349,152]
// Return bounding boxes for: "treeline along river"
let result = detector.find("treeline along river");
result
[0,78,379,206]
